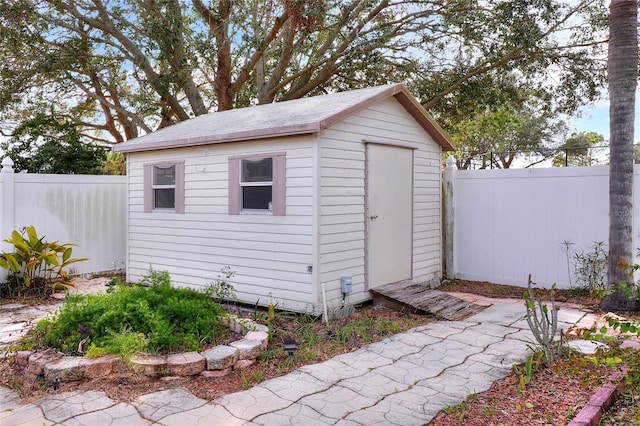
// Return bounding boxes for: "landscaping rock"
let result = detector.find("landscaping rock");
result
[44,355,122,382]
[167,352,206,376]
[234,359,255,370]
[253,323,269,334]
[26,349,64,376]
[201,368,232,378]
[620,336,640,351]
[229,317,256,334]
[230,339,263,360]
[567,339,609,355]
[201,345,239,370]
[131,354,168,377]
[245,331,269,349]
[80,355,122,378]
[15,350,32,368]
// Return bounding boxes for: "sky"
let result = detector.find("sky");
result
[567,92,640,142]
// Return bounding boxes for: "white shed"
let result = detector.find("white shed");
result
[114,84,454,314]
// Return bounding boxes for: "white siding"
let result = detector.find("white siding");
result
[125,136,316,312]
[317,97,442,310]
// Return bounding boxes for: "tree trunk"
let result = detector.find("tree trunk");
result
[602,0,639,312]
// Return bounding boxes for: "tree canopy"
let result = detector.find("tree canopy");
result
[0,113,107,174]
[450,106,568,169]
[552,131,605,167]
[0,0,608,147]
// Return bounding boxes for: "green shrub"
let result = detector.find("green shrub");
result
[0,225,87,298]
[29,270,226,356]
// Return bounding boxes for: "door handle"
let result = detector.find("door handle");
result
[370,215,378,220]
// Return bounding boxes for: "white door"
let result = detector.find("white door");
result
[366,144,413,289]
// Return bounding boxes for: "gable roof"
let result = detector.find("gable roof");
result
[114,83,454,153]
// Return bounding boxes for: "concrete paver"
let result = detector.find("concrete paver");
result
[132,387,208,422]
[36,390,116,423]
[0,298,592,425]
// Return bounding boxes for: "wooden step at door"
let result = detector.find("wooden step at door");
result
[370,280,487,321]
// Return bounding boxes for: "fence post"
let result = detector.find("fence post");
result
[443,155,457,279]
[0,157,15,282]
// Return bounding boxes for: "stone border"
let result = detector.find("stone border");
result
[567,383,620,426]
[14,315,269,383]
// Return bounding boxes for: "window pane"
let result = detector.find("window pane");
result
[242,158,272,182]
[242,186,272,209]
[154,188,175,208]
[154,165,175,185]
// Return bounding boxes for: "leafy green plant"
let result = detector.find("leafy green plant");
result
[0,225,87,298]
[512,352,542,393]
[563,240,608,293]
[606,315,640,335]
[24,270,227,356]
[204,266,237,302]
[523,275,563,366]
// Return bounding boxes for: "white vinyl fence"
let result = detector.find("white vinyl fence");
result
[444,157,640,289]
[0,158,127,282]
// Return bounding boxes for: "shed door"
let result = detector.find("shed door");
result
[366,144,413,289]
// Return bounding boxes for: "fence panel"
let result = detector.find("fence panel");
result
[448,164,638,288]
[0,159,126,281]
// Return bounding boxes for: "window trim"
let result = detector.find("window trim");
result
[143,161,185,213]
[229,152,286,215]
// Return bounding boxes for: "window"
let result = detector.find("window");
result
[144,161,185,213]
[229,153,286,215]
[153,164,176,209]
[241,157,273,210]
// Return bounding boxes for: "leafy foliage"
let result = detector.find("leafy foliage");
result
[0,113,107,174]
[448,106,566,169]
[28,271,227,356]
[204,266,237,303]
[0,226,87,298]
[553,131,606,167]
[101,152,126,175]
[0,0,607,150]
[572,241,608,292]
[512,352,542,393]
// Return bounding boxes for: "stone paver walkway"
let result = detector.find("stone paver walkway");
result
[0,297,597,426]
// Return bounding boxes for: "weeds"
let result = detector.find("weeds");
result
[562,240,608,293]
[260,308,427,367]
[204,266,237,303]
[512,352,542,393]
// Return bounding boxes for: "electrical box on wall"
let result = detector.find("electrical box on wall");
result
[341,276,352,293]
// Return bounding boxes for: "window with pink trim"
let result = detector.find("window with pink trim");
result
[143,161,185,213]
[229,153,286,215]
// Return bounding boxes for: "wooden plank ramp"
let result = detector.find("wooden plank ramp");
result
[370,279,487,321]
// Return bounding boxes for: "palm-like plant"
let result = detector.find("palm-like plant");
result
[0,226,87,297]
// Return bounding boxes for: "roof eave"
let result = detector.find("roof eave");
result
[113,123,320,153]
[393,88,456,151]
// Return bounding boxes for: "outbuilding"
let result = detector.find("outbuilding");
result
[114,84,454,314]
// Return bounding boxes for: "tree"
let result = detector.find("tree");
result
[0,0,608,146]
[552,131,605,167]
[633,143,640,163]
[449,107,566,169]
[0,113,107,174]
[601,0,638,312]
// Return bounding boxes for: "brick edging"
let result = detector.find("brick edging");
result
[567,383,620,426]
